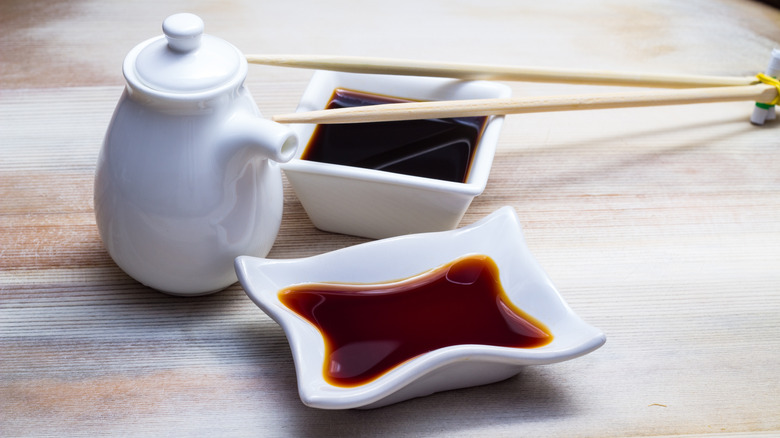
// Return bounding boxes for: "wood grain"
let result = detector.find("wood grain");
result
[2,1,780,436]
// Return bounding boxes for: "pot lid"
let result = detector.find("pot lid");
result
[132,13,243,93]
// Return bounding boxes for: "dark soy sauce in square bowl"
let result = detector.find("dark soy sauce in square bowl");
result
[301,89,488,183]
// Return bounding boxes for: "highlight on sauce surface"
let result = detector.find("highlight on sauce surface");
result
[278,254,553,388]
[301,88,488,183]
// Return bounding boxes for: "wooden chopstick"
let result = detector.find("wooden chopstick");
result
[272,84,777,124]
[247,54,757,89]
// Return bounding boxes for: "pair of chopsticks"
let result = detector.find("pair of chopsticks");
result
[245,55,775,124]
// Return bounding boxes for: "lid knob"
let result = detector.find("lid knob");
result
[163,13,204,53]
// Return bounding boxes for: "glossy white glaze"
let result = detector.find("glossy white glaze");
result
[235,207,606,409]
[95,14,297,295]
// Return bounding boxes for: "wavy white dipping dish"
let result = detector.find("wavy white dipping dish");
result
[235,206,606,409]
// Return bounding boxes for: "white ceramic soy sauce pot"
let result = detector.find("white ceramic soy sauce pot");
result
[94,13,298,295]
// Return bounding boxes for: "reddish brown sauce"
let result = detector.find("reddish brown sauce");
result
[300,89,487,183]
[278,254,553,388]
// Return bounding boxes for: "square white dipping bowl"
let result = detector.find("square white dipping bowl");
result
[281,71,512,239]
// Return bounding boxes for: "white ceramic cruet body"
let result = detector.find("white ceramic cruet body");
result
[94,13,298,295]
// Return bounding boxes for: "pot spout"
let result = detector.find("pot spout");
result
[221,114,298,163]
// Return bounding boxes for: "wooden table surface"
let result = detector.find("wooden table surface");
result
[2,1,779,436]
